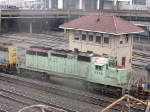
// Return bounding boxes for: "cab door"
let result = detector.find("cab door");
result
[88,64,105,83]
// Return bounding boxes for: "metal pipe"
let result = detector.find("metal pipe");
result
[127,95,147,106]
[101,95,126,112]
[0,0,1,35]
[145,99,150,112]
[101,94,147,112]
[18,104,66,112]
[127,97,131,112]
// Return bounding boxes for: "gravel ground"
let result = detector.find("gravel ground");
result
[0,98,19,112]
[0,76,106,112]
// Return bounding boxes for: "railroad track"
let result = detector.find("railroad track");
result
[132,63,146,70]
[0,109,8,112]
[0,73,145,112]
[132,50,150,70]
[0,89,70,112]
[133,51,150,59]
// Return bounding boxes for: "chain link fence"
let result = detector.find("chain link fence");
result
[133,35,150,51]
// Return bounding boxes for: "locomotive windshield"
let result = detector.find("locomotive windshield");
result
[95,65,102,71]
[109,60,117,67]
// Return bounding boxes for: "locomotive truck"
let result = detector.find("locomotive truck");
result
[0,43,150,98]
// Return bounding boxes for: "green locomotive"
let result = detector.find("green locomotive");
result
[17,46,134,96]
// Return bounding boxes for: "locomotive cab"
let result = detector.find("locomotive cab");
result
[91,57,127,85]
[87,56,128,96]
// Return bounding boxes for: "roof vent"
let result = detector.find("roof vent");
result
[97,15,100,21]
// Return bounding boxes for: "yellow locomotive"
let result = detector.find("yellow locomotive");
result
[0,43,18,73]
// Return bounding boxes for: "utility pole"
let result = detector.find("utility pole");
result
[99,0,100,10]
[0,0,1,36]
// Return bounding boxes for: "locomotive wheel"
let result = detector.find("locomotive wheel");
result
[19,68,26,76]
[129,89,135,97]
[87,83,94,91]
[134,89,139,98]
[15,68,21,75]
[46,75,50,81]
[116,89,122,97]
[142,91,146,99]
[43,73,50,81]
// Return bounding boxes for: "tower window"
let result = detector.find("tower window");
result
[120,36,123,44]
[96,36,101,43]
[104,37,109,44]
[74,33,79,40]
[82,34,86,41]
[89,35,93,41]
[74,31,80,40]
[125,34,129,43]
[122,57,126,66]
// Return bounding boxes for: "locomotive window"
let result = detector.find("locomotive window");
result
[96,65,99,70]
[37,52,48,57]
[77,55,90,62]
[106,64,108,69]
[0,47,8,51]
[26,50,36,55]
[109,63,111,66]
[95,65,102,71]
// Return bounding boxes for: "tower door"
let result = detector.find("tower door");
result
[122,57,126,66]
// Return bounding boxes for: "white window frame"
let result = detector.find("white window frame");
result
[82,31,86,41]
[125,34,129,44]
[103,34,109,45]
[120,35,124,45]
[74,31,80,40]
[88,32,93,42]
[95,33,101,44]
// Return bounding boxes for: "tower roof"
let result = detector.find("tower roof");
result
[59,14,144,35]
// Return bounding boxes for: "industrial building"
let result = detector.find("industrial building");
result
[1,0,150,11]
